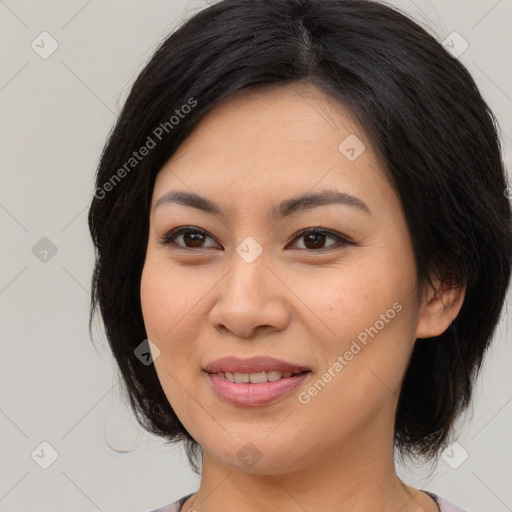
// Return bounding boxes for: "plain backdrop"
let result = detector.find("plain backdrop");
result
[1,1,511,511]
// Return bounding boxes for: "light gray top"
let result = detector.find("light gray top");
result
[148,490,470,512]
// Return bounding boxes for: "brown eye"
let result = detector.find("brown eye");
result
[158,227,220,249]
[288,228,353,251]
[303,231,328,249]
[158,226,353,252]
[181,231,208,247]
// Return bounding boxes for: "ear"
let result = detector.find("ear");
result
[415,278,466,339]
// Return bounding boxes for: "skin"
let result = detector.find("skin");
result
[140,82,465,512]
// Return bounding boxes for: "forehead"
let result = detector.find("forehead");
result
[173,82,365,162]
[152,83,396,216]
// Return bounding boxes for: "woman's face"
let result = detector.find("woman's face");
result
[140,83,427,473]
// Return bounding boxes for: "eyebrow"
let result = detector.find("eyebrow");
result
[154,189,371,219]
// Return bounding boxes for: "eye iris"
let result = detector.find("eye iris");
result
[184,232,206,247]
[304,232,326,249]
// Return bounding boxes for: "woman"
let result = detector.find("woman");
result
[88,1,512,511]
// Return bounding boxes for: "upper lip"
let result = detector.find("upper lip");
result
[203,356,310,374]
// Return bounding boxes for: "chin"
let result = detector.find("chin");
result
[205,438,316,476]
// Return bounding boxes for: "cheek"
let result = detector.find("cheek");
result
[289,258,411,344]
[140,260,169,341]
[140,258,202,418]
[140,256,203,339]
[140,258,194,372]
[288,249,418,395]
[140,254,227,391]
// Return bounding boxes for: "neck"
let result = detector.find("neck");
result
[186,408,436,512]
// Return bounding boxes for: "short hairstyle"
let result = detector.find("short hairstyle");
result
[88,0,512,473]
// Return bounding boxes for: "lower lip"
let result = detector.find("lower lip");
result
[206,371,310,407]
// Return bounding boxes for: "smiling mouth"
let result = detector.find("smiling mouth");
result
[207,370,309,384]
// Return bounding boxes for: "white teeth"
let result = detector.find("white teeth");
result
[267,371,283,382]
[249,371,267,383]
[234,372,250,383]
[215,370,301,383]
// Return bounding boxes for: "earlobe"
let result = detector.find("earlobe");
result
[415,280,466,339]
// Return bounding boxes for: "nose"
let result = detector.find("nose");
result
[209,252,291,338]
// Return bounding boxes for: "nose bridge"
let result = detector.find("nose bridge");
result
[220,230,267,296]
[209,243,290,336]
[224,244,268,306]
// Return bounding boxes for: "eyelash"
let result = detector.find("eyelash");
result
[157,226,354,252]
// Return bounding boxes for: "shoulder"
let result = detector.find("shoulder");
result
[424,490,471,512]
[147,492,195,512]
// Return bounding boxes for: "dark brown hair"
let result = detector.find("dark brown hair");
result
[88,0,512,473]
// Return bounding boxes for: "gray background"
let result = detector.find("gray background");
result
[0,1,511,511]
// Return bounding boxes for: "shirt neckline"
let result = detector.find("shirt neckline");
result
[422,490,441,512]
[179,490,442,512]
[178,492,195,511]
